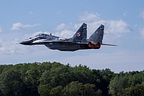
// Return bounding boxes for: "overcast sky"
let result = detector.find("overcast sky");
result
[0,0,144,72]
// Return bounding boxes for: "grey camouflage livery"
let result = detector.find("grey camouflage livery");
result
[20,23,116,51]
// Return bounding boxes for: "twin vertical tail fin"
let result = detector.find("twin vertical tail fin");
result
[87,24,104,49]
[88,24,117,48]
[89,24,104,44]
[72,23,87,42]
[72,23,116,48]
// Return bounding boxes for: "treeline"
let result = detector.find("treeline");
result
[0,62,144,96]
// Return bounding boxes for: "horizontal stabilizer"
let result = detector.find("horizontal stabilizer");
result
[102,43,117,46]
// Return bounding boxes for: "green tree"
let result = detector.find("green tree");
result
[0,70,26,96]
[38,84,51,96]
[50,86,63,96]
[109,75,130,96]
[126,84,144,96]
[109,71,144,96]
[63,81,96,96]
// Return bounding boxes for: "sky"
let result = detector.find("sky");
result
[0,0,144,72]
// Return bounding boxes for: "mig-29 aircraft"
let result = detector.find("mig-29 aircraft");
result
[20,23,116,51]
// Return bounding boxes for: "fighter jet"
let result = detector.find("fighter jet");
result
[20,23,116,51]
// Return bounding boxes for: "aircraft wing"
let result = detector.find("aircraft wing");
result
[32,39,81,45]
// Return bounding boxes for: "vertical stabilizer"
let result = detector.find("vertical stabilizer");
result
[89,24,104,44]
[72,23,87,42]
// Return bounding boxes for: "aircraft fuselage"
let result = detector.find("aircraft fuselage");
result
[20,23,115,51]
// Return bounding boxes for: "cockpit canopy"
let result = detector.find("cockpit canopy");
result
[28,33,59,41]
[35,33,50,37]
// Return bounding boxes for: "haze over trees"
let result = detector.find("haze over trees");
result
[0,62,144,96]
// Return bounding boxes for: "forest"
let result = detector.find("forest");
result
[0,62,144,96]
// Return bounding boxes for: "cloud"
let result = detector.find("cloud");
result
[11,22,41,31]
[55,23,66,31]
[140,28,144,39]
[80,12,130,38]
[55,23,75,38]
[55,12,130,39]
[79,12,101,22]
[0,38,37,55]
[56,11,63,15]
[0,27,2,32]
[140,10,144,19]
[105,20,130,38]
[3,12,129,56]
[55,29,73,38]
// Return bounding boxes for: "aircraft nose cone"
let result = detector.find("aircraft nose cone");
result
[20,41,32,45]
[20,41,27,45]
